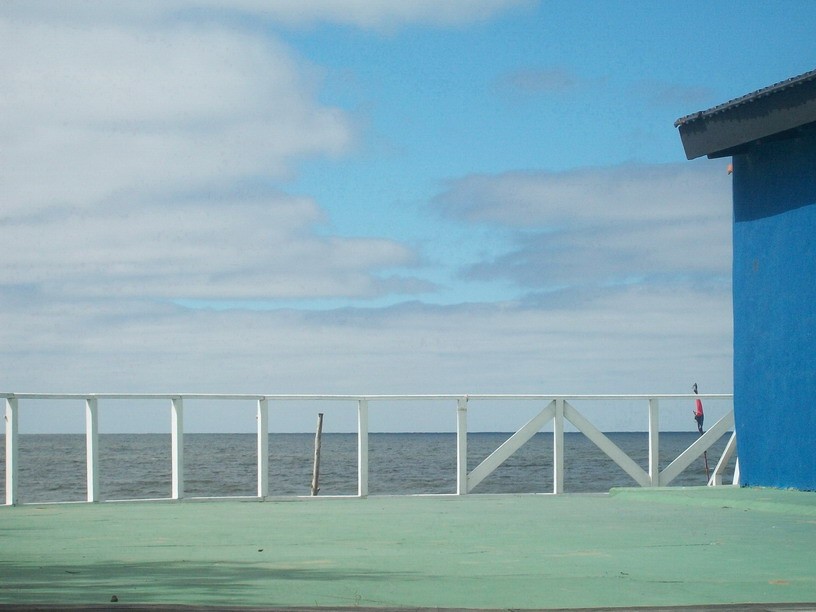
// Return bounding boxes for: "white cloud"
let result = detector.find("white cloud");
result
[1,192,420,299]
[436,160,732,289]
[0,3,733,436]
[0,9,426,302]
[437,161,730,226]
[0,283,731,432]
[0,17,352,214]
[2,1,531,30]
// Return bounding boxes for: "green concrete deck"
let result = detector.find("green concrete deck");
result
[1,487,815,610]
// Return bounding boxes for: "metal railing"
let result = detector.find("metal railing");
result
[3,393,737,505]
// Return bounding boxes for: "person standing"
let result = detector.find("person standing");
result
[692,383,704,433]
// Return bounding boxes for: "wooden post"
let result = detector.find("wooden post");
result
[701,434,711,482]
[311,413,324,496]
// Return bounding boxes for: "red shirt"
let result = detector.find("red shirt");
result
[694,398,704,416]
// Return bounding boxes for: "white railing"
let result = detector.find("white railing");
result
[2,393,737,505]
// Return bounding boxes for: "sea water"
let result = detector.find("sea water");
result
[1,432,733,504]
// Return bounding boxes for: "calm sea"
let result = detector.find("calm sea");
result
[1,432,733,504]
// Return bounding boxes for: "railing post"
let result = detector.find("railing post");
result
[456,397,468,495]
[648,398,660,487]
[357,399,369,498]
[86,398,100,502]
[171,397,184,500]
[257,398,268,499]
[553,398,564,494]
[5,397,18,506]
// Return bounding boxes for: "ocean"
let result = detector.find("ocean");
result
[1,432,734,504]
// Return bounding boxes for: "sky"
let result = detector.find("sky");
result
[2,1,815,434]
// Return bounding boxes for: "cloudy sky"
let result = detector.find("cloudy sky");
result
[3,1,815,433]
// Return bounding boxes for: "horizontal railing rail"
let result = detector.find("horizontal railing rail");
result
[3,393,737,505]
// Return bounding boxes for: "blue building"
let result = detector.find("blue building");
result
[676,69,816,490]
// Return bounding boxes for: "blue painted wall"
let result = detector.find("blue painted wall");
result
[732,125,816,490]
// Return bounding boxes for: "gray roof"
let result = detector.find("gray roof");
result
[675,68,816,159]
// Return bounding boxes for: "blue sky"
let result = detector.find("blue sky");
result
[2,1,815,433]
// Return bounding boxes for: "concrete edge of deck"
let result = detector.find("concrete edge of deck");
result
[2,601,816,611]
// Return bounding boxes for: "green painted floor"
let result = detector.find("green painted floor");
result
[1,487,815,610]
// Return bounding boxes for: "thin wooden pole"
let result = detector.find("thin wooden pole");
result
[701,432,711,482]
[311,413,324,496]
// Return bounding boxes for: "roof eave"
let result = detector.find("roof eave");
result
[676,69,816,160]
